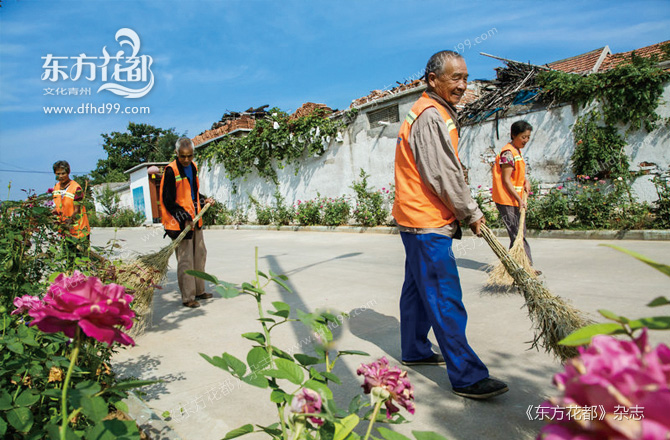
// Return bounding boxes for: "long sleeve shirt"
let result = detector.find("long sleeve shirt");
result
[397,91,483,238]
[162,162,208,239]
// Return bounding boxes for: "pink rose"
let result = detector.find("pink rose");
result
[357,357,415,418]
[47,187,54,194]
[537,329,670,439]
[290,388,323,426]
[557,186,564,190]
[29,271,135,346]
[11,295,42,315]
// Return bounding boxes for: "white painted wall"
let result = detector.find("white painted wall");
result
[198,83,670,215]
[128,170,152,224]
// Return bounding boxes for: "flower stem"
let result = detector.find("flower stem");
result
[363,400,383,440]
[60,331,81,440]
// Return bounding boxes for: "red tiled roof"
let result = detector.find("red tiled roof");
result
[192,114,256,147]
[349,79,425,108]
[598,40,670,72]
[289,102,332,121]
[547,47,610,74]
[193,103,334,147]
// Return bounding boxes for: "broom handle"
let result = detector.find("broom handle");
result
[173,202,212,243]
[513,191,528,246]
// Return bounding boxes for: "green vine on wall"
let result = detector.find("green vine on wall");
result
[571,111,629,179]
[537,49,670,178]
[537,53,670,132]
[197,107,358,184]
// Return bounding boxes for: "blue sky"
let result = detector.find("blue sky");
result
[1,0,668,200]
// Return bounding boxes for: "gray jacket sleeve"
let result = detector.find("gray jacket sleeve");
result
[408,107,483,224]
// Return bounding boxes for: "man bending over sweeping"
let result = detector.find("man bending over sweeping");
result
[160,137,216,308]
[392,50,508,399]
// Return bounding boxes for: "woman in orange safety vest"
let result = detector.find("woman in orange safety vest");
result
[52,160,90,240]
[491,121,535,267]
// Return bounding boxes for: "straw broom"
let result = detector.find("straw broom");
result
[480,224,589,361]
[487,192,535,289]
[121,202,211,336]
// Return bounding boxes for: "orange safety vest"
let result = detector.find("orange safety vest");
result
[491,143,526,207]
[53,180,90,238]
[392,92,460,228]
[160,161,202,231]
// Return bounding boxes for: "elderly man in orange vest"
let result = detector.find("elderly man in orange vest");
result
[392,51,508,399]
[160,137,215,308]
[52,160,90,240]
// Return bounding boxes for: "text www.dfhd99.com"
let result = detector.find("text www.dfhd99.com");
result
[43,103,151,115]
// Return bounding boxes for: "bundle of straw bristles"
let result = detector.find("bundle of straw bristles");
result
[480,224,590,361]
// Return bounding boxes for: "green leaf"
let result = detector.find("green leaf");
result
[222,353,247,377]
[559,323,626,346]
[321,371,342,385]
[598,309,629,324]
[241,332,266,344]
[15,389,40,407]
[303,379,333,399]
[412,431,449,440]
[271,277,292,293]
[257,270,269,279]
[200,353,229,371]
[103,379,158,394]
[75,380,102,396]
[270,345,293,361]
[272,301,290,312]
[6,407,33,433]
[629,316,670,330]
[269,390,291,404]
[601,245,670,277]
[7,341,24,355]
[255,423,283,437]
[258,317,276,323]
[334,414,360,440]
[274,358,304,385]
[0,415,6,436]
[294,354,321,366]
[247,347,272,372]
[84,419,140,439]
[348,394,365,414]
[337,350,370,357]
[648,296,670,307]
[309,368,325,381]
[241,282,265,295]
[0,390,13,410]
[223,424,254,440]
[81,395,109,423]
[185,270,219,284]
[215,284,240,299]
[377,427,412,440]
[114,400,129,414]
[241,373,269,389]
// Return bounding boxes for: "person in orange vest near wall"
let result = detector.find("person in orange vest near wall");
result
[392,50,508,400]
[491,121,539,274]
[52,160,90,241]
[160,137,216,309]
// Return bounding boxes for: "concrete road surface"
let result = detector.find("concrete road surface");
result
[92,228,670,440]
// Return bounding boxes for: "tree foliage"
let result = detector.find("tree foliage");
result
[90,122,181,184]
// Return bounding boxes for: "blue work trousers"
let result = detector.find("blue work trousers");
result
[399,232,489,388]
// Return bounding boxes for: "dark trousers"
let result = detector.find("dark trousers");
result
[399,232,489,388]
[496,203,533,264]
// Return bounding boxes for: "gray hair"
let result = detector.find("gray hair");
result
[175,137,194,153]
[424,50,463,84]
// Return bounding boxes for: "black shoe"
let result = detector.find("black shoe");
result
[401,353,446,366]
[196,293,213,300]
[182,300,201,308]
[452,377,509,400]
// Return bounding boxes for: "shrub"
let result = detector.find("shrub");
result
[271,190,295,226]
[322,196,350,226]
[295,198,321,226]
[652,177,670,228]
[351,169,388,227]
[527,187,570,230]
[473,188,502,229]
